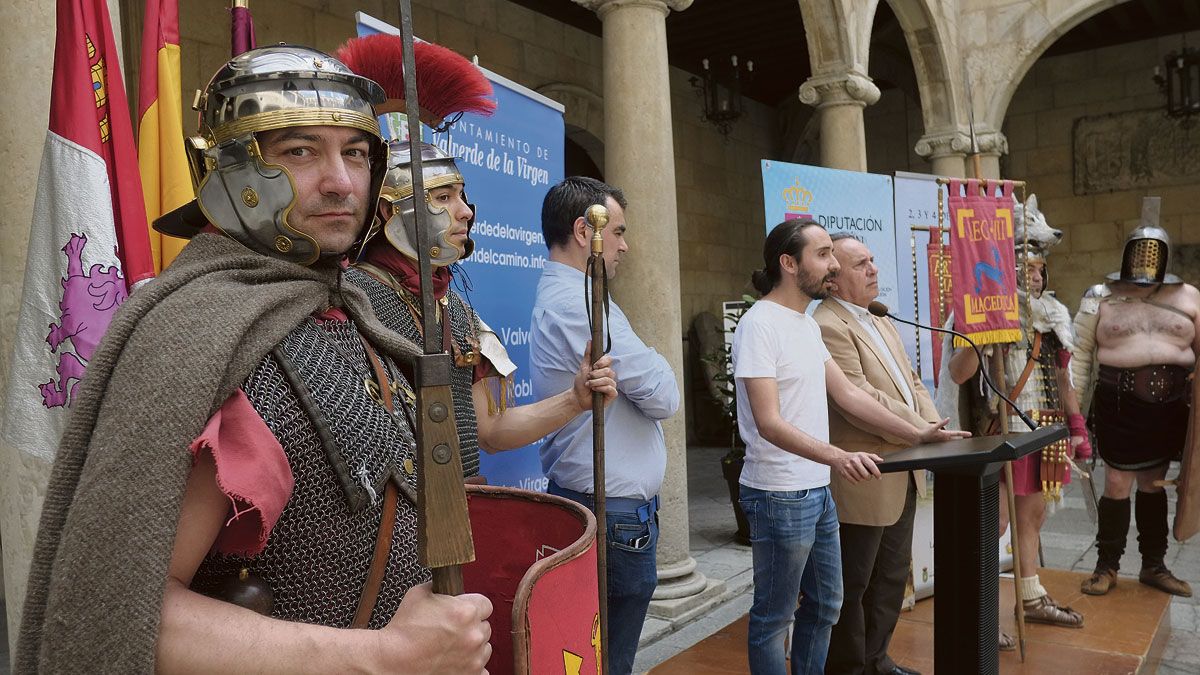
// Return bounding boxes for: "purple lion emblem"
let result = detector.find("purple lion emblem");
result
[40,233,128,408]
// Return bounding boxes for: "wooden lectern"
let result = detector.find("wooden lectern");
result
[878,426,1067,675]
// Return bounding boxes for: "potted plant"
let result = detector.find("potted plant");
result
[700,295,755,545]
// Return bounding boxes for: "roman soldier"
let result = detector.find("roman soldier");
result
[17,45,493,673]
[337,34,616,479]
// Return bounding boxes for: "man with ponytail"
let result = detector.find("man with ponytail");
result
[732,218,968,675]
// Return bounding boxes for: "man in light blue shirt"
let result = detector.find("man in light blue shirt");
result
[530,176,680,675]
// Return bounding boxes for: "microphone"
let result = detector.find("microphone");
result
[867,301,1038,432]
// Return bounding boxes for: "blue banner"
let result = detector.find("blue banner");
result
[760,160,900,313]
[357,14,564,490]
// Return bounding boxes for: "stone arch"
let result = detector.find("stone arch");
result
[975,0,1124,129]
[796,0,881,75]
[536,82,606,173]
[883,0,962,132]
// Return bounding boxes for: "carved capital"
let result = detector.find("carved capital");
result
[914,130,972,159]
[974,129,1008,155]
[798,71,881,109]
[573,0,692,18]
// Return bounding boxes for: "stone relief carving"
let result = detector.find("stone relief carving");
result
[1073,109,1200,195]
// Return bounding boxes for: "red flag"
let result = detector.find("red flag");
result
[947,179,1021,348]
[926,225,950,386]
[231,0,256,56]
[1,0,153,460]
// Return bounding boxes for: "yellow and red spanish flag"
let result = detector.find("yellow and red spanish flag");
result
[137,0,192,272]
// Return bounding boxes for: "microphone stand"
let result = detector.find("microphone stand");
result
[870,303,1037,432]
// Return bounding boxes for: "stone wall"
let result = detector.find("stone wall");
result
[862,31,1200,310]
[1005,31,1200,308]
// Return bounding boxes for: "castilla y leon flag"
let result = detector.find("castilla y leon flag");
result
[947,179,1021,348]
[138,0,193,272]
[1,0,153,461]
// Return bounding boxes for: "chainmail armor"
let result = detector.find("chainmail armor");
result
[191,318,430,628]
[345,266,482,478]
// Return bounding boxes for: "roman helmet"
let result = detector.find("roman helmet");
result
[379,142,474,266]
[333,34,496,266]
[155,44,388,265]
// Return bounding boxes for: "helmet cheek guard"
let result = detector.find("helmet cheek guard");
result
[376,141,469,267]
[157,44,388,266]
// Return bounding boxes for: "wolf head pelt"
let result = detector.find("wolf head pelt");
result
[1013,194,1062,250]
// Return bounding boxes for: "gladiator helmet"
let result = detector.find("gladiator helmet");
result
[378,142,474,266]
[157,44,388,265]
[1107,224,1181,286]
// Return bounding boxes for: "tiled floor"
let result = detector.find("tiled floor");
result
[634,446,1200,674]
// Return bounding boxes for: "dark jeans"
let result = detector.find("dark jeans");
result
[826,480,917,675]
[740,484,843,675]
[547,482,659,675]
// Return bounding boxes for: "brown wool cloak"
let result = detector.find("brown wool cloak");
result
[16,233,420,674]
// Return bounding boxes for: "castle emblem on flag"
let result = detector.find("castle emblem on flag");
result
[86,33,111,142]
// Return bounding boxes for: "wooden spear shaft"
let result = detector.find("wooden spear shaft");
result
[585,203,610,675]
[991,352,1027,662]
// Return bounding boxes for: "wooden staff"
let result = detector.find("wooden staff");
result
[585,203,610,675]
[992,340,1028,661]
[397,0,474,595]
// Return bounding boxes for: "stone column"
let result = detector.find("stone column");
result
[974,129,1007,180]
[0,0,58,657]
[575,0,717,614]
[799,70,881,172]
[915,130,971,179]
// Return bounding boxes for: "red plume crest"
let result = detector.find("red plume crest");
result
[336,34,496,124]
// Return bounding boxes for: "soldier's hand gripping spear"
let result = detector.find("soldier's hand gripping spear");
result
[585,203,611,674]
[397,0,475,595]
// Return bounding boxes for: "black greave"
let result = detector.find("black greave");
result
[1095,496,1131,572]
[1135,490,1169,569]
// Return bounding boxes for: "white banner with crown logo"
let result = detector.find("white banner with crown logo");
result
[760,160,900,314]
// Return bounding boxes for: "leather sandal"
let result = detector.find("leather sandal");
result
[998,631,1016,652]
[1020,594,1084,628]
[1081,568,1117,595]
[1139,565,1193,597]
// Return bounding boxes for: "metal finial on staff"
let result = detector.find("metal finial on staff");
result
[585,202,610,675]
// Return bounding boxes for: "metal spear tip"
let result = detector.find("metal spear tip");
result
[585,203,609,232]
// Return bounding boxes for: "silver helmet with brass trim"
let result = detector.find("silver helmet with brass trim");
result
[1107,224,1181,286]
[377,141,474,267]
[166,44,388,265]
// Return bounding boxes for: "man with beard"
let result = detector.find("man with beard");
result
[1073,221,1199,598]
[531,176,679,674]
[17,46,492,673]
[733,219,968,674]
[814,233,936,675]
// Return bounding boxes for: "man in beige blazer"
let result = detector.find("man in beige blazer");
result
[815,234,939,675]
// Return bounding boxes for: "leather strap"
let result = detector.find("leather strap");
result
[352,337,400,628]
[986,332,1042,435]
[1008,332,1042,402]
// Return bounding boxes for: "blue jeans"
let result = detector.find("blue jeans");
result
[547,483,659,675]
[739,484,843,675]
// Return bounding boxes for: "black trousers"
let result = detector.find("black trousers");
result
[826,480,918,675]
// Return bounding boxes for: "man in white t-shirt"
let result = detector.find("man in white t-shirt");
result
[733,219,968,675]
